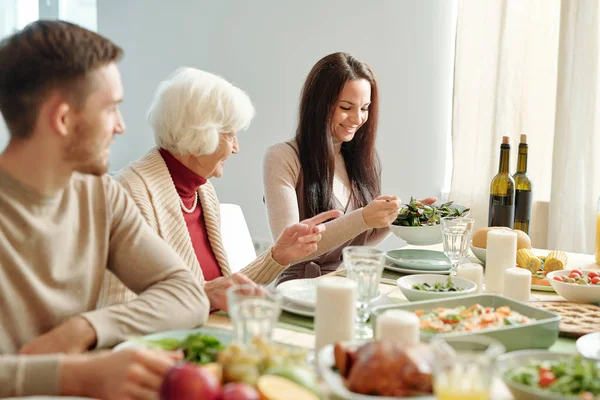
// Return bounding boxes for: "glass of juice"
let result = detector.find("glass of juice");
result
[431,335,505,400]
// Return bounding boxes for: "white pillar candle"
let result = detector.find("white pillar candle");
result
[375,309,420,346]
[503,267,531,302]
[314,278,357,352]
[485,230,518,293]
[456,263,484,293]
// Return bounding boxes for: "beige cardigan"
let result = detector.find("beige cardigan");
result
[98,148,286,307]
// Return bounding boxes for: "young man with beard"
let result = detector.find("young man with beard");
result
[0,21,210,399]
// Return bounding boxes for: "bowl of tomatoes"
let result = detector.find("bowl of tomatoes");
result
[547,269,600,304]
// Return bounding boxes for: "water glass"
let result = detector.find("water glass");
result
[441,216,474,275]
[342,246,385,340]
[431,335,505,400]
[226,284,281,345]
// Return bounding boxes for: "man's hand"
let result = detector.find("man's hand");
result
[271,209,342,266]
[61,348,182,400]
[204,273,260,311]
[19,316,97,355]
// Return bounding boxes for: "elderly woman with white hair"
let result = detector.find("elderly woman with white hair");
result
[98,68,340,310]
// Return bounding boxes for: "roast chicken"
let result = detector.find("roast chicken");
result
[334,340,434,397]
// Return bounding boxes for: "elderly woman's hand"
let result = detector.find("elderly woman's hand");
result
[271,209,343,266]
[204,273,259,312]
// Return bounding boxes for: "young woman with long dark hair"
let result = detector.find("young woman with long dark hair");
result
[264,52,416,284]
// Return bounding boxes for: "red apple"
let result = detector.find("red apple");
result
[160,362,221,400]
[221,382,260,400]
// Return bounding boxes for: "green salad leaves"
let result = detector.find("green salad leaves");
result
[392,198,469,227]
[505,356,600,398]
[134,332,224,364]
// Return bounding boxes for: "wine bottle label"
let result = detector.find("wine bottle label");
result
[515,190,533,221]
[488,195,515,228]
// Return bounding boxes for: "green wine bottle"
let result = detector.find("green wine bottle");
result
[488,136,515,228]
[513,134,532,235]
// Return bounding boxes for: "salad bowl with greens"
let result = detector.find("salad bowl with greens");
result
[498,350,600,400]
[389,198,470,245]
[396,274,477,301]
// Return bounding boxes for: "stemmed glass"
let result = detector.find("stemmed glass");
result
[440,216,474,275]
[342,246,385,340]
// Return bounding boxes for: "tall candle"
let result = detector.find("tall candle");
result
[485,230,517,293]
[375,309,420,346]
[456,263,484,293]
[314,278,357,352]
[504,267,531,302]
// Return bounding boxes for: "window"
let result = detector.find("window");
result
[0,0,96,40]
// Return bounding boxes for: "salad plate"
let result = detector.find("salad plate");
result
[497,350,600,400]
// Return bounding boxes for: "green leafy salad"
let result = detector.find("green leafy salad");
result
[412,277,464,293]
[134,332,224,364]
[504,356,600,399]
[392,198,470,227]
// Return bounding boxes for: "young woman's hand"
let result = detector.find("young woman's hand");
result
[362,195,401,228]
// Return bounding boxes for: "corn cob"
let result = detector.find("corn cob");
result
[517,248,541,273]
[544,250,568,272]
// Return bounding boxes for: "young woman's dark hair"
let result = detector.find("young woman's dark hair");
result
[295,52,381,218]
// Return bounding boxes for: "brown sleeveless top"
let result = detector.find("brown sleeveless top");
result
[276,143,376,284]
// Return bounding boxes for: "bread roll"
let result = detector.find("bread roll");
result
[471,226,530,249]
[472,227,510,248]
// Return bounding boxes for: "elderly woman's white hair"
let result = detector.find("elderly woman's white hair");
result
[148,67,255,156]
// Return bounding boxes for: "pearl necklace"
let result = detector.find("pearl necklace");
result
[180,192,198,214]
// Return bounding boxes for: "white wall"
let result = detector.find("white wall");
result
[97,0,457,248]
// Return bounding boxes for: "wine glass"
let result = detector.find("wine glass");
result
[342,246,385,340]
[440,216,474,275]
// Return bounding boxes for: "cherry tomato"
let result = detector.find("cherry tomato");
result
[587,271,599,279]
[569,270,583,278]
[553,276,565,282]
[538,371,556,387]
[592,277,600,285]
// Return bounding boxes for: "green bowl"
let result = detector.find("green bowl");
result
[371,294,560,352]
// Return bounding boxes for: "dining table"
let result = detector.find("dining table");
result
[204,244,600,399]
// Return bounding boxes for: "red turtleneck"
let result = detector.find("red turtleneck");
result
[159,148,223,281]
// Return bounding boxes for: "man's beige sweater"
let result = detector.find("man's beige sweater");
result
[0,167,210,397]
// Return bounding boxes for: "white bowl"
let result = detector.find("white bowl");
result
[396,274,478,301]
[469,243,486,263]
[497,350,584,400]
[389,224,442,246]
[547,269,600,304]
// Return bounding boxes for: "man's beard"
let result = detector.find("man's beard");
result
[64,120,110,176]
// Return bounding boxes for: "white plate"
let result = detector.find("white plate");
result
[576,332,600,361]
[281,292,392,318]
[278,278,320,308]
[114,326,232,351]
[385,263,450,275]
[278,277,350,308]
[281,297,315,317]
[317,344,435,400]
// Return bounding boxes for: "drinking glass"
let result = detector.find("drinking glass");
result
[342,246,385,340]
[441,216,474,275]
[431,335,505,400]
[226,284,281,345]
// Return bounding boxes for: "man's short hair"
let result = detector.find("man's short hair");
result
[0,20,123,138]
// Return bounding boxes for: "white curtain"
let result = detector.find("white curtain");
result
[451,0,600,253]
[547,0,600,253]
